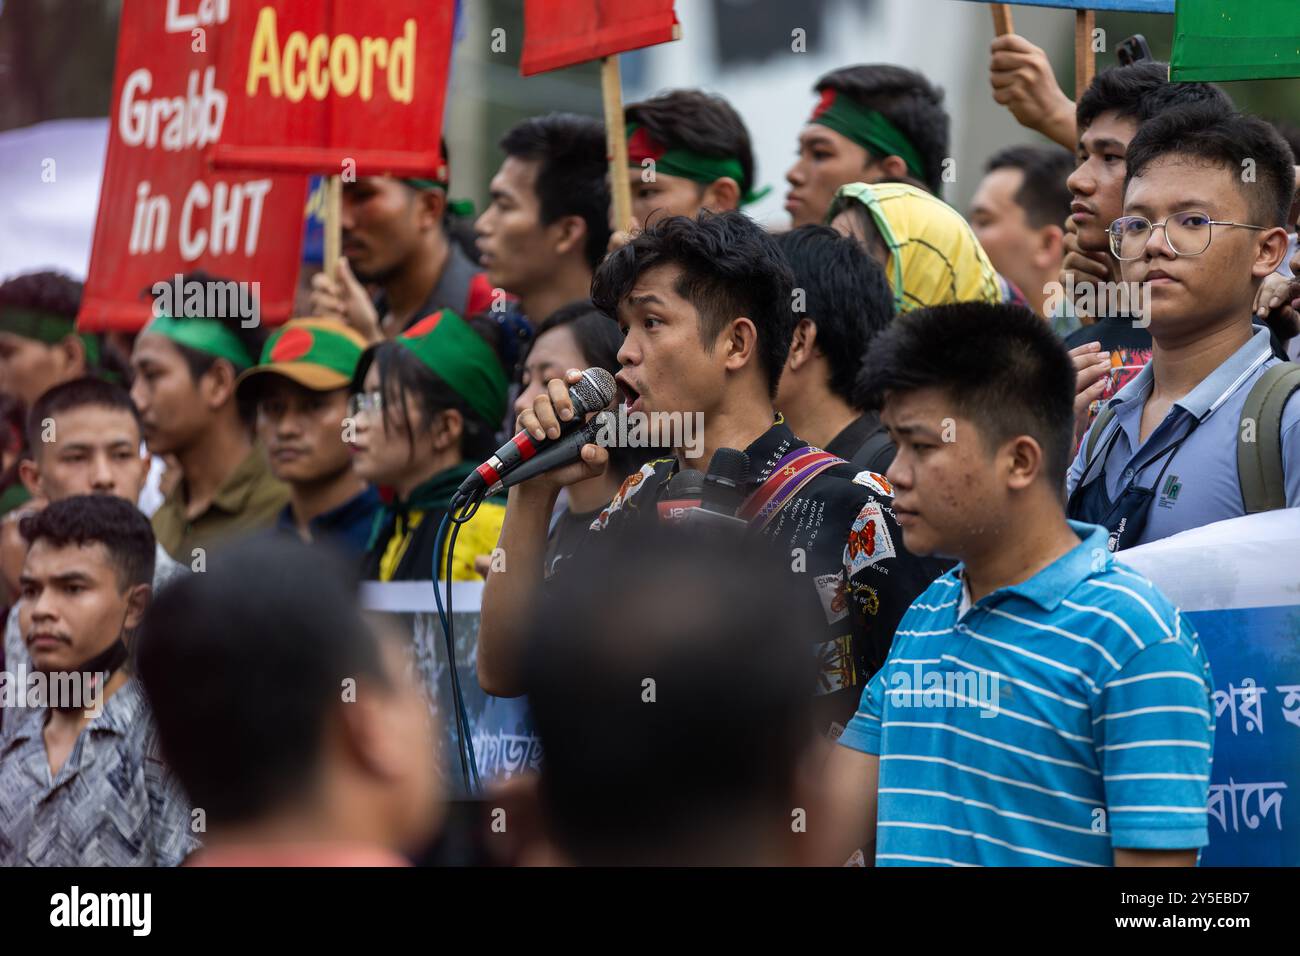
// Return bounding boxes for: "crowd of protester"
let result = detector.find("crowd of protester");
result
[2,36,1299,868]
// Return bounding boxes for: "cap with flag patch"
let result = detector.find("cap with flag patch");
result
[236,318,369,397]
[394,309,508,426]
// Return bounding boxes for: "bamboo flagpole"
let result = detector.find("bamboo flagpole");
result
[990,3,1015,35]
[323,175,342,271]
[601,54,634,235]
[1075,9,1096,96]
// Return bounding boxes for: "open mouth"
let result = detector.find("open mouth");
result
[617,376,643,413]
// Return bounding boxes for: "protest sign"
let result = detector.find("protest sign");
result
[521,0,681,233]
[1124,510,1300,865]
[208,0,456,177]
[80,0,307,332]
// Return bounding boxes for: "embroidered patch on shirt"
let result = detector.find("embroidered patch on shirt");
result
[814,570,849,624]
[851,470,895,498]
[844,500,896,575]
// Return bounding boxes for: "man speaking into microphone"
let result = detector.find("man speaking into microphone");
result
[477,211,943,735]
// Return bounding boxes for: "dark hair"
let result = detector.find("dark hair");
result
[1268,118,1300,169]
[0,270,82,317]
[136,537,389,826]
[625,88,756,193]
[25,377,143,455]
[855,302,1075,491]
[20,494,155,589]
[1125,104,1297,229]
[499,113,612,269]
[985,145,1075,230]
[353,315,508,463]
[814,65,949,195]
[1076,61,1232,134]
[773,225,893,404]
[525,524,817,865]
[0,270,131,385]
[520,299,659,476]
[592,211,795,398]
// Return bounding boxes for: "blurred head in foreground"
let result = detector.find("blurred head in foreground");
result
[525,526,822,866]
[137,537,443,865]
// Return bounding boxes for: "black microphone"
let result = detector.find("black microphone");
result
[682,448,750,528]
[485,411,615,496]
[458,367,616,498]
[658,469,705,522]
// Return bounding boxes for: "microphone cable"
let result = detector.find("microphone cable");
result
[432,490,485,795]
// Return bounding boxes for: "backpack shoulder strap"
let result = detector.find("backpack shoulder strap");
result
[1238,363,1300,514]
[1084,403,1120,465]
[848,425,896,475]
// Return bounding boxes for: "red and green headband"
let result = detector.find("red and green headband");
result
[396,309,508,425]
[626,124,770,206]
[402,157,475,217]
[809,88,927,187]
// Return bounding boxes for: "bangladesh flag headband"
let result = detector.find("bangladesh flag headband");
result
[143,314,255,370]
[396,309,508,425]
[402,158,475,218]
[809,88,927,188]
[626,124,771,206]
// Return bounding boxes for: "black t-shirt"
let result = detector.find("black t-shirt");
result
[543,504,603,579]
[576,417,949,734]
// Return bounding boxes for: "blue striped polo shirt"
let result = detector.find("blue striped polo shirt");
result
[839,521,1215,867]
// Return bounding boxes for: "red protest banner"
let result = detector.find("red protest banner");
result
[80,0,307,333]
[209,0,455,176]
[520,0,678,76]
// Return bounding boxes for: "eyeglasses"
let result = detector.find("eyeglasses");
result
[1108,209,1270,261]
[347,390,382,418]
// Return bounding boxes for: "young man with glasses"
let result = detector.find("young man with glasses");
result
[1066,104,1300,549]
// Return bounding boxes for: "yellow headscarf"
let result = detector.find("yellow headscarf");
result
[828,181,1001,313]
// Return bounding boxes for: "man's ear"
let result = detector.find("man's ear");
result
[1004,434,1044,492]
[551,214,588,260]
[1036,224,1066,272]
[200,358,240,412]
[56,334,88,378]
[722,316,759,374]
[877,154,910,182]
[702,177,742,213]
[18,458,42,498]
[787,318,818,372]
[1252,226,1292,278]
[418,188,447,232]
[123,582,152,633]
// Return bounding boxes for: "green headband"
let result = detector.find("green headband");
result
[626,124,771,206]
[809,90,928,189]
[0,307,107,377]
[396,309,508,425]
[0,307,77,345]
[143,314,255,370]
[403,178,476,218]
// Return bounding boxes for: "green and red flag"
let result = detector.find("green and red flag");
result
[1172,0,1300,82]
[520,0,678,76]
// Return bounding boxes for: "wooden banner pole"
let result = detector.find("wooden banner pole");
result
[1075,9,1096,96]
[990,3,1015,35]
[601,55,633,234]
[323,175,342,271]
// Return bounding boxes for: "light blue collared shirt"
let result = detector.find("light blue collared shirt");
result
[1067,325,1300,548]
